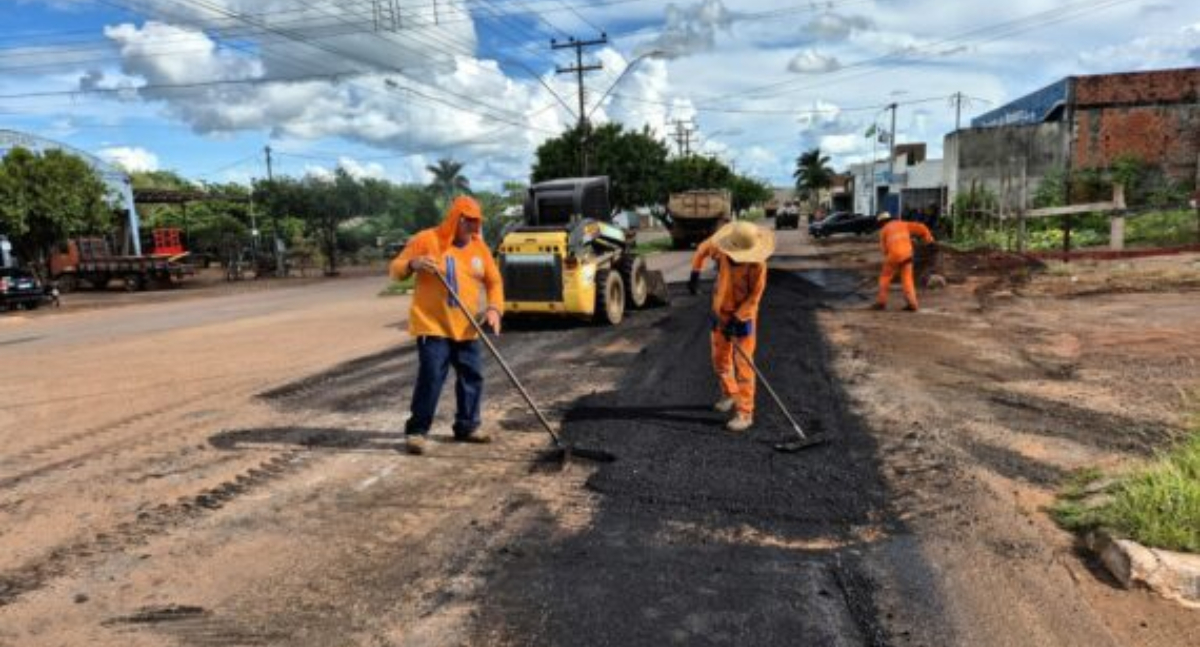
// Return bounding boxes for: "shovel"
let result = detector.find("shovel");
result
[433,270,615,464]
[729,340,827,453]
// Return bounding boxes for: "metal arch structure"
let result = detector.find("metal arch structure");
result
[0,129,143,255]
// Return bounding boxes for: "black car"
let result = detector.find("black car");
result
[808,212,877,239]
[0,267,52,311]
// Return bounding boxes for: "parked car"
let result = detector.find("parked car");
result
[808,212,878,239]
[0,266,53,311]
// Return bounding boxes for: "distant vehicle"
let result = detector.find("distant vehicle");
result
[665,189,733,249]
[775,203,800,230]
[0,266,53,311]
[808,212,878,239]
[48,228,194,292]
[764,198,780,219]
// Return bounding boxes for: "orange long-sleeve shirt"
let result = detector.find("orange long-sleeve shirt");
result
[712,254,767,323]
[879,219,934,264]
[389,208,504,341]
[691,237,720,272]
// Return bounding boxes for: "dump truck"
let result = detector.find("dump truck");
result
[496,176,668,325]
[49,228,194,292]
[665,189,732,249]
[764,198,780,219]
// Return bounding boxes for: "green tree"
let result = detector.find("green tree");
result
[258,168,398,276]
[0,147,113,275]
[793,147,834,212]
[663,155,733,195]
[532,123,670,210]
[426,158,471,205]
[727,174,774,213]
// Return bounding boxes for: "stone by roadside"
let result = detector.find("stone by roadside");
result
[1088,531,1200,609]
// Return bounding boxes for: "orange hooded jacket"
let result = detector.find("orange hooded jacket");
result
[389,197,504,341]
[879,219,934,264]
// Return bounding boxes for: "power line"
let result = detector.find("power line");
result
[722,0,1142,103]
[554,0,605,34]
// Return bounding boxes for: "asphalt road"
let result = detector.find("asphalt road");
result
[6,226,1177,646]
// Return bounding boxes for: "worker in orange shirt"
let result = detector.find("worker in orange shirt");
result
[694,221,774,433]
[874,211,934,312]
[390,196,504,455]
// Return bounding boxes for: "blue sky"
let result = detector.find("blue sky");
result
[1,0,1198,189]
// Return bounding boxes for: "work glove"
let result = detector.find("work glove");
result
[725,318,753,339]
[687,270,700,295]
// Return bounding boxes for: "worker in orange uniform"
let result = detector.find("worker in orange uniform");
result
[390,196,504,455]
[691,221,774,433]
[874,211,935,312]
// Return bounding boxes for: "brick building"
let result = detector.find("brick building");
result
[944,67,1200,212]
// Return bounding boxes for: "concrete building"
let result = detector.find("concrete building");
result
[944,67,1200,212]
[848,143,945,217]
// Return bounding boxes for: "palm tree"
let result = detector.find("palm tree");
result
[793,147,834,213]
[426,158,471,205]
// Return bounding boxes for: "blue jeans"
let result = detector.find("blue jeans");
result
[405,336,484,438]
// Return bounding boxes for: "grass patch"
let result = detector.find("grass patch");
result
[379,276,414,296]
[634,236,674,256]
[1052,433,1200,553]
[1127,209,1199,247]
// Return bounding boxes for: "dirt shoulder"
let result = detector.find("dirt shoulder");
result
[805,234,1200,644]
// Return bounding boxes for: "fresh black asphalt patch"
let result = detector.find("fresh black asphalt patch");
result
[470,270,955,646]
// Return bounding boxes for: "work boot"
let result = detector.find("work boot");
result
[714,397,736,413]
[903,303,919,312]
[726,413,753,434]
[870,303,886,311]
[404,435,427,455]
[455,430,493,444]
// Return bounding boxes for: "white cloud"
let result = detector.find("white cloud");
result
[1077,22,1200,72]
[805,12,874,41]
[337,157,387,181]
[635,0,734,59]
[787,49,842,74]
[99,146,159,172]
[818,134,866,156]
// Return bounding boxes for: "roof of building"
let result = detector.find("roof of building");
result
[970,66,1200,130]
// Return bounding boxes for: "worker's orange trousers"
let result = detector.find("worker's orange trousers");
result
[711,332,757,415]
[877,258,917,308]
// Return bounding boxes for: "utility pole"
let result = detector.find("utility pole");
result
[951,92,965,131]
[553,34,607,176]
[886,102,898,214]
[669,119,695,158]
[264,145,283,277]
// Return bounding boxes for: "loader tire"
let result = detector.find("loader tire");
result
[594,269,625,326]
[619,255,649,309]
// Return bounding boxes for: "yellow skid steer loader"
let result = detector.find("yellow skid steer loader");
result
[497,177,669,325]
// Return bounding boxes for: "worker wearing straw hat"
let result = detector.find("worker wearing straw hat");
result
[699,220,775,433]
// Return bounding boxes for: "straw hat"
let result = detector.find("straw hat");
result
[876,210,893,222]
[711,220,775,264]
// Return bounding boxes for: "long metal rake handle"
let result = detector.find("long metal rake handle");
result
[431,269,564,447]
[730,340,810,441]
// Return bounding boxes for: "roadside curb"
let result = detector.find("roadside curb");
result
[1087,531,1200,609]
